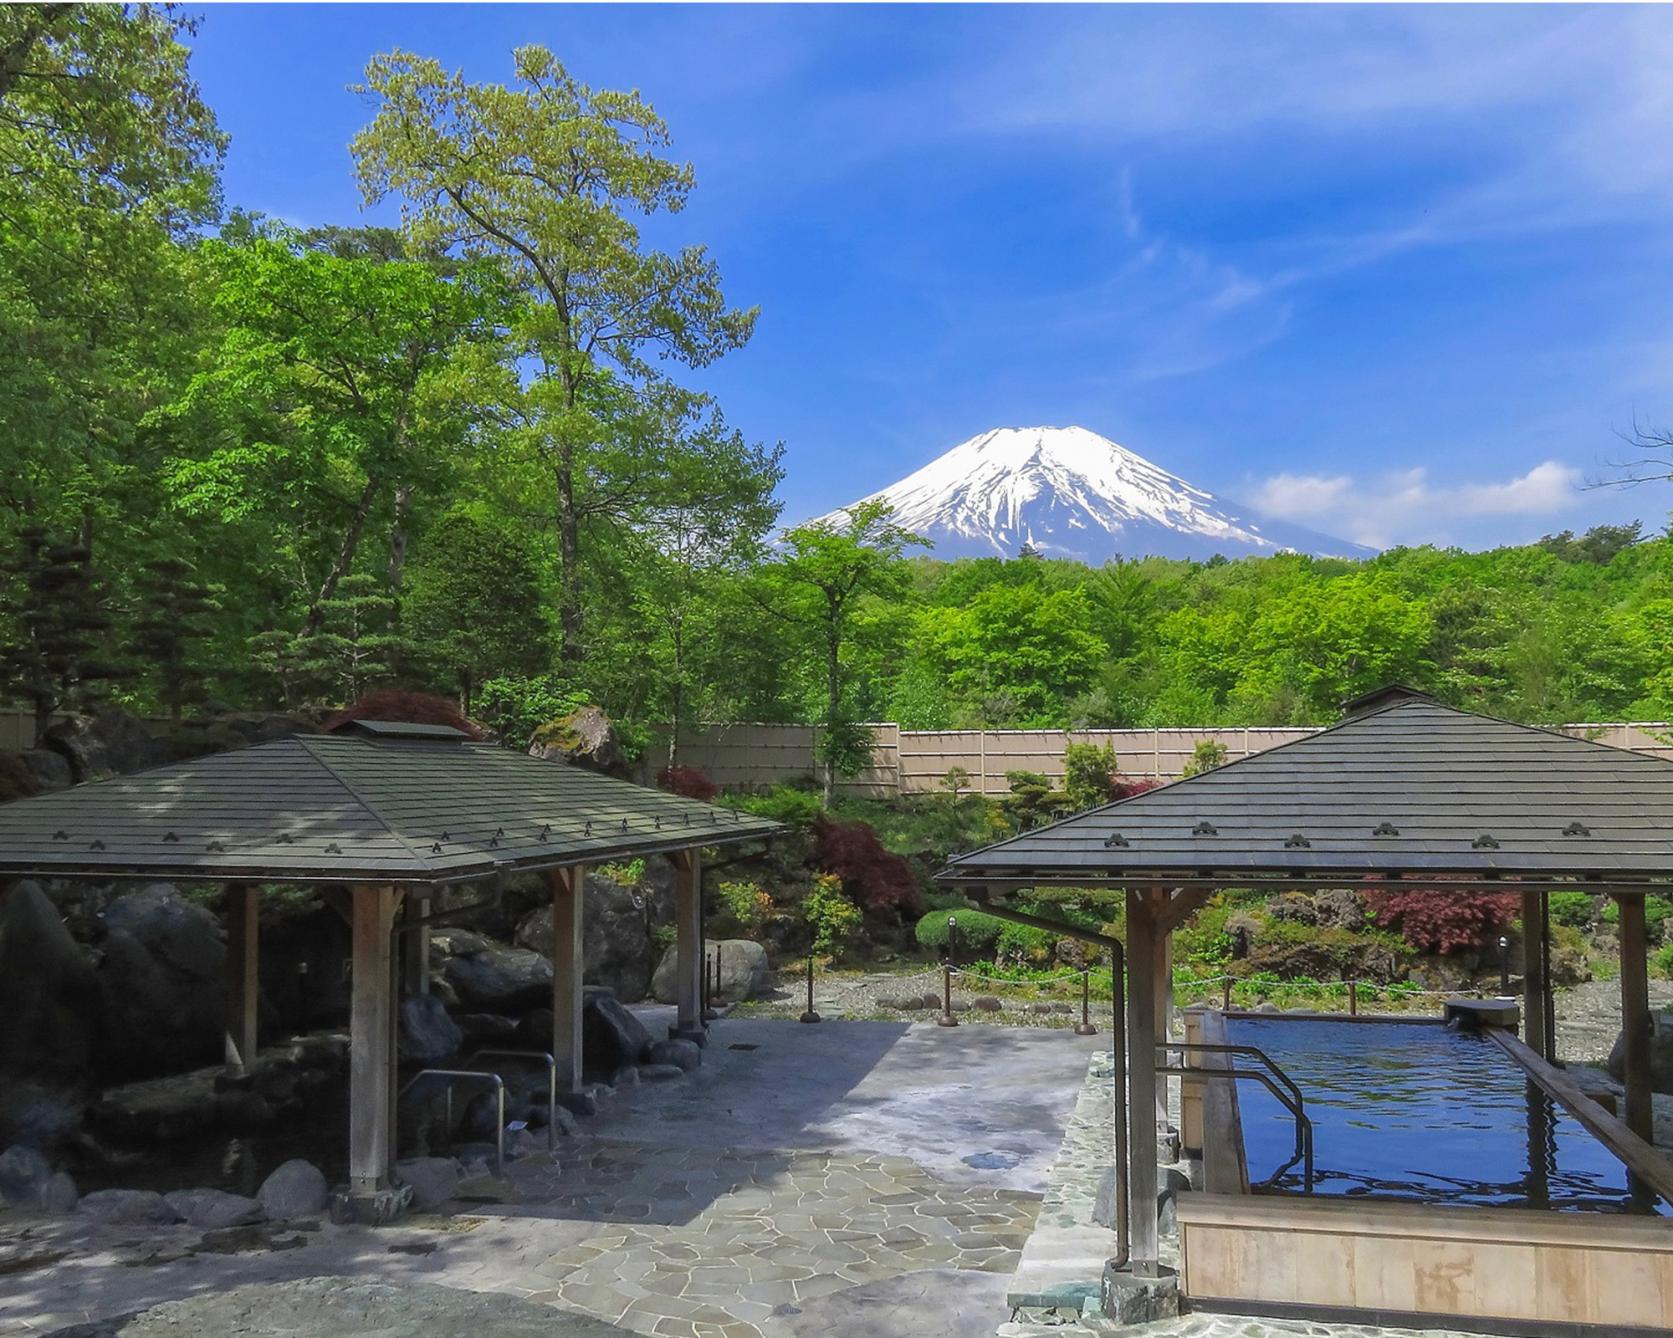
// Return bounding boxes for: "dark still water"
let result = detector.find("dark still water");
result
[1224,1016,1667,1215]
[78,1082,350,1196]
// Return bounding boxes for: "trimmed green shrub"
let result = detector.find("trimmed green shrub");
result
[1062,741,1117,810]
[914,909,1003,953]
[806,873,863,956]
[716,880,772,934]
[733,784,824,829]
[1603,895,1672,927]
[1546,891,1596,929]
[995,920,1055,965]
[1654,942,1673,981]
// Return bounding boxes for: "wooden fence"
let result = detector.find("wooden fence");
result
[664,719,1673,798]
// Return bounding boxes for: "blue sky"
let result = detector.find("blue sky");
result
[187,4,1673,550]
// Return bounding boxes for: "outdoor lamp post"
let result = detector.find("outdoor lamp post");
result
[1498,935,1510,995]
[938,915,959,1027]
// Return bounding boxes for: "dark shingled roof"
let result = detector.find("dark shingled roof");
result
[0,734,777,883]
[941,695,1673,891]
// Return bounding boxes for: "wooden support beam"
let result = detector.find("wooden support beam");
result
[223,883,259,1076]
[1126,886,1160,1276]
[1153,893,1173,1135]
[1156,886,1213,935]
[401,895,430,997]
[549,865,585,1093]
[671,849,704,1040]
[349,883,401,1197]
[1615,892,1653,1143]
[1521,889,1547,1061]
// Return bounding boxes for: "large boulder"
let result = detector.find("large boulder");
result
[77,1188,179,1225]
[96,883,225,1080]
[514,870,658,1002]
[41,710,167,783]
[528,705,629,777]
[396,1157,461,1211]
[651,938,770,1005]
[1608,1009,1673,1095]
[582,988,652,1074]
[165,1187,264,1228]
[441,938,552,1014]
[0,1145,51,1208]
[0,881,99,1080]
[516,988,654,1079]
[257,1158,329,1220]
[21,749,70,793]
[398,993,463,1064]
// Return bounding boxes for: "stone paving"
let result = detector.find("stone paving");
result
[1,1019,1095,1338]
[510,1142,1036,1337]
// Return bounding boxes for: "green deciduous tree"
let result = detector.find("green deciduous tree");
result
[404,509,547,715]
[160,225,507,635]
[352,44,757,664]
[763,501,927,801]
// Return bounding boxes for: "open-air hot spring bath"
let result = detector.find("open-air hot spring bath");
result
[1225,1015,1668,1215]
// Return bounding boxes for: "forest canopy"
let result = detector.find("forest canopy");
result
[1,7,1668,758]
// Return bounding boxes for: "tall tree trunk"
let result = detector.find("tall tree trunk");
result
[556,450,582,665]
[387,483,412,591]
[667,615,684,768]
[823,623,840,806]
[303,474,381,636]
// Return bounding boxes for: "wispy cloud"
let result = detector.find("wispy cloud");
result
[1253,461,1583,549]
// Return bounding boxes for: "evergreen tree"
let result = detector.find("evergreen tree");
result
[133,556,221,723]
[292,573,410,705]
[0,526,124,731]
[404,511,546,716]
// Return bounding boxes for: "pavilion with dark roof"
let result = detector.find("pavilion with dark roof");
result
[940,685,1673,1283]
[0,719,777,1220]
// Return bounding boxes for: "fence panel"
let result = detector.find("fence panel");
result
[663,718,1673,798]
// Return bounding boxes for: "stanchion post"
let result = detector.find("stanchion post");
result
[1074,966,1097,1036]
[702,946,721,1022]
[937,915,959,1028]
[799,952,821,1024]
[1221,977,1232,1011]
[1348,979,1358,1016]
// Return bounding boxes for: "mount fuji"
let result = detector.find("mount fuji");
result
[810,426,1372,562]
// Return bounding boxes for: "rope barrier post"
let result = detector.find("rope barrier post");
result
[1074,966,1097,1036]
[936,916,963,1030]
[702,946,720,1022]
[799,953,820,1024]
[1221,977,1232,1012]
[1348,979,1358,1016]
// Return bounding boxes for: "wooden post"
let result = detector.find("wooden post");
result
[671,849,704,1041]
[1126,886,1160,1276]
[1616,892,1653,1143]
[401,895,430,997]
[1521,888,1548,1061]
[549,866,585,1092]
[223,883,259,1076]
[1153,901,1173,1135]
[349,883,401,1198]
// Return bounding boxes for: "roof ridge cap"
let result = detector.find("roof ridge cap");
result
[296,734,436,872]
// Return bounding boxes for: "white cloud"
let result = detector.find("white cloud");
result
[1253,461,1582,548]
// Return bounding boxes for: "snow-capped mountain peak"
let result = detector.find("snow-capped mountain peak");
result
[808,426,1370,562]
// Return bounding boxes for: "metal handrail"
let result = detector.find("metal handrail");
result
[1158,1042,1316,1193]
[465,1048,558,1153]
[1162,1040,1308,1116]
[398,1068,506,1177]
